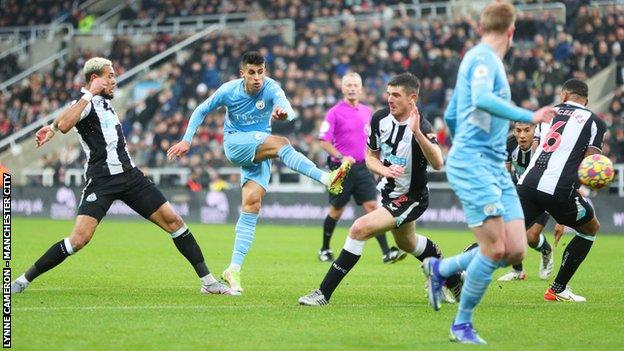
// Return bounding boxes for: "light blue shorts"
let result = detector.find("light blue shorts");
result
[224,131,272,190]
[446,154,524,228]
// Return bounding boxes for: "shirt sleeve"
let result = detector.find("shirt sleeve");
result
[588,116,607,151]
[70,99,92,121]
[444,89,458,137]
[319,108,336,142]
[470,54,533,123]
[271,82,297,121]
[182,86,225,143]
[368,109,385,150]
[419,117,438,144]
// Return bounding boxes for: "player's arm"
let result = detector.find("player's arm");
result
[444,88,458,138]
[271,84,297,121]
[365,148,403,179]
[35,79,105,147]
[584,116,607,157]
[471,57,553,124]
[167,87,224,159]
[409,108,444,170]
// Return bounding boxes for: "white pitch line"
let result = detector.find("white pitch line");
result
[14,303,419,312]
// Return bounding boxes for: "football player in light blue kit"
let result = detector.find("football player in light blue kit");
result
[421,2,555,344]
[168,51,351,293]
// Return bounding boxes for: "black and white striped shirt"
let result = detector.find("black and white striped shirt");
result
[506,135,533,184]
[518,101,606,196]
[368,107,436,199]
[73,88,135,179]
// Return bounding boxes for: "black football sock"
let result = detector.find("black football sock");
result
[321,215,338,250]
[414,238,441,262]
[512,263,524,272]
[25,239,73,282]
[375,234,390,255]
[173,229,210,278]
[319,249,360,300]
[551,234,594,293]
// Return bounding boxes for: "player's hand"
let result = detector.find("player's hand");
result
[35,125,55,148]
[384,164,404,179]
[89,77,107,95]
[532,106,556,124]
[553,223,565,247]
[167,141,191,160]
[408,106,421,134]
[271,107,288,121]
[343,156,356,165]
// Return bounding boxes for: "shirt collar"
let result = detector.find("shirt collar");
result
[563,100,586,109]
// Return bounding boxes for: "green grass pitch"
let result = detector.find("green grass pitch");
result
[11,218,624,350]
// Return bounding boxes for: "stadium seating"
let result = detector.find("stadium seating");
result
[1,3,622,189]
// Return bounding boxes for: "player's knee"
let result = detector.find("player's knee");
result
[166,213,185,233]
[69,232,92,251]
[271,136,290,151]
[362,202,377,213]
[242,197,262,213]
[348,219,371,240]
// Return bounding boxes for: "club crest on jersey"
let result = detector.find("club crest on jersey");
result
[254,132,264,141]
[483,203,499,216]
[255,100,265,110]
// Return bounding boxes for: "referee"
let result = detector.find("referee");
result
[11,57,237,296]
[317,72,404,263]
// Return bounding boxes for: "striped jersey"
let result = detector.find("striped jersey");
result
[506,135,533,184]
[73,88,135,179]
[518,101,606,196]
[367,107,437,199]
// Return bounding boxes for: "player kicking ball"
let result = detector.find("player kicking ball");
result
[299,73,462,306]
[168,51,350,293]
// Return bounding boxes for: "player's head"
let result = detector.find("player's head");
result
[341,72,363,103]
[480,2,516,51]
[561,79,589,106]
[513,122,535,150]
[83,57,115,99]
[387,73,420,118]
[240,51,266,94]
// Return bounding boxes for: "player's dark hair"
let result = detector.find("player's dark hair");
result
[562,79,588,98]
[241,51,265,66]
[387,73,420,94]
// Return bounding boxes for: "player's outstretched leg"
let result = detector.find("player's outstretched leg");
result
[278,143,350,195]
[148,203,239,296]
[12,215,98,293]
[526,219,554,280]
[422,246,478,310]
[299,236,364,306]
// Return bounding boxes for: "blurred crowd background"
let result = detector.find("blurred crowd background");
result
[1,0,622,190]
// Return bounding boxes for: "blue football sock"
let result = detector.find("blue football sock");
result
[438,247,478,277]
[230,211,259,269]
[278,144,327,184]
[455,252,498,325]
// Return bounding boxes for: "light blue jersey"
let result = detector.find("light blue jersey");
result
[183,77,296,141]
[182,77,296,190]
[445,43,533,163]
[444,43,533,227]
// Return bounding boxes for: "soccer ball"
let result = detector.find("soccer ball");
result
[578,154,614,190]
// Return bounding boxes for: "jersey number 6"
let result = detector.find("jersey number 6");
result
[542,120,567,153]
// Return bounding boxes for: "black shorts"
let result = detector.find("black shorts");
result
[77,168,167,222]
[328,162,378,209]
[381,191,429,228]
[517,184,594,229]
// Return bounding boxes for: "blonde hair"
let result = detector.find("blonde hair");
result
[83,57,112,81]
[480,2,516,34]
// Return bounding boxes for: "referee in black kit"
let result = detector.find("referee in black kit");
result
[11,57,238,296]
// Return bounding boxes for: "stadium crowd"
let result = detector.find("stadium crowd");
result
[1,2,622,189]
